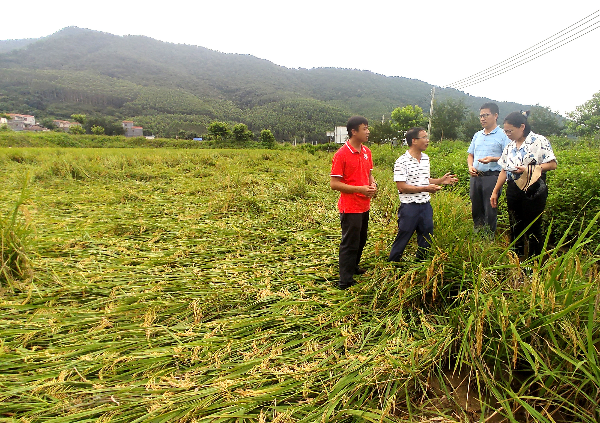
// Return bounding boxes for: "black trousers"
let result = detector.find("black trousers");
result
[388,202,433,262]
[506,180,547,258]
[339,212,369,285]
[470,172,501,232]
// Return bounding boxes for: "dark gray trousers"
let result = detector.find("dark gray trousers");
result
[470,173,501,233]
[339,212,369,286]
[388,202,433,262]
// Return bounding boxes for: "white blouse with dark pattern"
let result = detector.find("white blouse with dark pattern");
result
[498,132,557,180]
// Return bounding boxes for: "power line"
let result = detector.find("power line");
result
[446,10,600,91]
[447,10,599,88]
[451,19,600,90]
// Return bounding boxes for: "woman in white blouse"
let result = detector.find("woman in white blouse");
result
[490,111,557,258]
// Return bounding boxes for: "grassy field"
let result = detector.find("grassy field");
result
[0,143,599,422]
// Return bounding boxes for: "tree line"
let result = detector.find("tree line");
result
[366,93,597,144]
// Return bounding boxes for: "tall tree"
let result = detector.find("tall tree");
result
[259,129,276,149]
[462,111,482,141]
[91,125,105,135]
[567,91,600,137]
[71,114,87,125]
[69,125,85,135]
[207,121,231,141]
[368,120,399,145]
[430,98,467,141]
[391,105,427,137]
[529,105,564,136]
[232,123,254,143]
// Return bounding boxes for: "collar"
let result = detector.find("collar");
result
[404,150,425,161]
[345,141,363,153]
[514,132,537,149]
[483,125,500,136]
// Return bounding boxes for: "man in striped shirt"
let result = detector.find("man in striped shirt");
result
[388,127,457,262]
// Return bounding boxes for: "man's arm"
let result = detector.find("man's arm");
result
[331,176,377,198]
[490,169,507,208]
[478,156,501,164]
[430,173,458,186]
[468,153,478,176]
[396,181,441,194]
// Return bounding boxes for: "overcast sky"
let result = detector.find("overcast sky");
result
[1,1,598,116]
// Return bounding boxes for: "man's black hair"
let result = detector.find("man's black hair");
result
[405,127,426,146]
[346,116,369,138]
[480,102,499,116]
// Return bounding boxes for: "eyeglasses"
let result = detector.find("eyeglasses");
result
[479,113,492,119]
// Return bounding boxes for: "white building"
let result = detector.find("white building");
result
[53,120,82,131]
[8,114,36,125]
[123,121,144,137]
[333,126,349,144]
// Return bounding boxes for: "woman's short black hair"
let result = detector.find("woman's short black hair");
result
[346,116,369,138]
[504,111,531,137]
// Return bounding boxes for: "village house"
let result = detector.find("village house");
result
[53,119,82,131]
[6,113,36,131]
[122,121,144,137]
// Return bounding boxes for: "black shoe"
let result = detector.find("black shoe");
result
[338,279,356,290]
[354,267,367,275]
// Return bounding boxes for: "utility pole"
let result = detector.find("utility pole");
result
[428,87,435,136]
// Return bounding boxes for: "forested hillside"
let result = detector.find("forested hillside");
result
[0,27,527,140]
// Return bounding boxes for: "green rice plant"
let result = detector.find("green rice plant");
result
[0,179,33,290]
[447,213,600,422]
[0,145,598,422]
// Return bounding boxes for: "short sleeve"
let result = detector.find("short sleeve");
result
[393,159,408,182]
[331,153,344,177]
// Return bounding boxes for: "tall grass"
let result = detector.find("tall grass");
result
[0,179,32,290]
[0,145,598,422]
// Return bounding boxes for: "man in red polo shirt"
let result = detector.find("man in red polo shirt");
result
[330,116,377,289]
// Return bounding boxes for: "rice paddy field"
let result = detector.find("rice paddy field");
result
[0,141,599,422]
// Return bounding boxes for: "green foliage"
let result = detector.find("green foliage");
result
[391,105,427,136]
[69,125,85,135]
[83,115,124,136]
[0,181,32,288]
[368,120,399,144]
[0,27,537,143]
[232,123,253,143]
[462,110,482,141]
[529,105,564,136]
[430,98,467,141]
[567,90,600,136]
[259,128,276,148]
[90,125,105,135]
[70,113,86,124]
[207,120,231,141]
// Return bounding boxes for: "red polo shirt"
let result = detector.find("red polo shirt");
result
[330,141,373,213]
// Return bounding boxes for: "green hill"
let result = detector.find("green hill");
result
[0,26,528,140]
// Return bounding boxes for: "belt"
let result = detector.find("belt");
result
[475,170,500,176]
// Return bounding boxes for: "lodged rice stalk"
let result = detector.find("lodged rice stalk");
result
[0,145,597,422]
[0,178,33,290]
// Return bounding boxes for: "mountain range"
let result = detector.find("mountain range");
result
[0,27,529,140]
